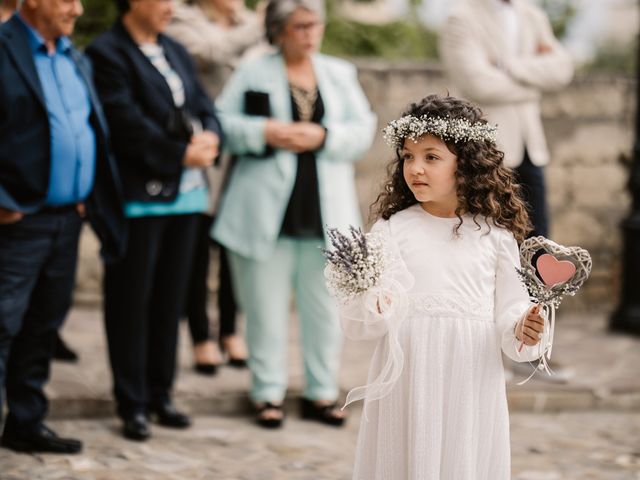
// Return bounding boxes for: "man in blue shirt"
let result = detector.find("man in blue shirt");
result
[0,0,126,454]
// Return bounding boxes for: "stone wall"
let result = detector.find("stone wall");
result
[75,62,636,309]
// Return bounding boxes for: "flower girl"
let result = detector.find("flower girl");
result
[326,95,549,479]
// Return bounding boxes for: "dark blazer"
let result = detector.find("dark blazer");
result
[86,20,223,203]
[0,15,126,263]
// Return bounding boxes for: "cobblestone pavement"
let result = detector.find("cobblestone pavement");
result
[46,308,640,419]
[1,411,639,480]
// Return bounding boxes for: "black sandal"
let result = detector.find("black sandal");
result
[255,402,285,429]
[300,398,346,427]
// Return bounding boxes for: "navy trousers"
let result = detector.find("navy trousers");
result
[104,214,199,419]
[184,214,238,344]
[0,208,82,435]
[515,151,549,238]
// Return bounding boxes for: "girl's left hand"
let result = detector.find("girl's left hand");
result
[515,304,545,346]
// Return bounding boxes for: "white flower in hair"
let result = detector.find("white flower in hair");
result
[382,115,498,149]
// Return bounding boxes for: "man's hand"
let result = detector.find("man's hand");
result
[76,203,86,218]
[536,43,552,55]
[0,207,23,225]
[515,304,545,346]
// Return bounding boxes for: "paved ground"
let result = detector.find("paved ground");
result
[46,307,640,418]
[0,411,639,479]
[1,306,640,478]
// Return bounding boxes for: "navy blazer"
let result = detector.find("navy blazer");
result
[86,20,223,203]
[0,15,126,264]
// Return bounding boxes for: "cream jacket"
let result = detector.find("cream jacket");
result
[166,2,265,99]
[439,0,574,167]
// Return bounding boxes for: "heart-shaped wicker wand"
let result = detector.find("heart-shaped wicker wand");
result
[515,236,592,383]
[517,236,592,308]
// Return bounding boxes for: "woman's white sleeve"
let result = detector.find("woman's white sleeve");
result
[495,231,551,362]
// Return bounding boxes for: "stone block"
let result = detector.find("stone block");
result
[569,164,629,208]
[550,124,633,167]
[541,78,633,120]
[552,210,606,247]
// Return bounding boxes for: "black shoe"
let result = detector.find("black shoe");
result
[194,363,218,376]
[1,424,82,454]
[150,403,191,429]
[227,358,248,369]
[53,335,79,363]
[300,398,346,427]
[122,413,150,441]
[255,402,284,429]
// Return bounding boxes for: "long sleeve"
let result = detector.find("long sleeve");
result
[167,7,263,70]
[440,14,540,105]
[319,63,376,164]
[505,10,574,91]
[215,65,268,156]
[327,218,414,407]
[495,231,549,362]
[330,219,414,342]
[86,43,186,179]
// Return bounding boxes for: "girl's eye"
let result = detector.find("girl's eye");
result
[427,155,439,161]
[402,154,413,161]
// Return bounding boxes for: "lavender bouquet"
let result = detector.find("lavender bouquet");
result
[322,226,386,304]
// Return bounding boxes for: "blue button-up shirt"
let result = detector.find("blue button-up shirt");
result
[19,15,96,206]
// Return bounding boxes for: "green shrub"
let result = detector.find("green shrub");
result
[322,18,438,59]
[582,40,637,77]
[73,0,117,47]
[73,0,438,59]
[537,0,577,38]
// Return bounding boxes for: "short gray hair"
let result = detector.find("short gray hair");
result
[265,0,325,45]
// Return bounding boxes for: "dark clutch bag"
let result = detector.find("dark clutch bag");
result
[244,90,273,158]
[166,106,194,143]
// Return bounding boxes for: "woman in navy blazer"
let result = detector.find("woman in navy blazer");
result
[87,0,223,442]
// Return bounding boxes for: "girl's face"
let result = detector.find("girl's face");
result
[402,134,458,212]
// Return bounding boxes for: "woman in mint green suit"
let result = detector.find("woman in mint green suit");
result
[212,0,376,428]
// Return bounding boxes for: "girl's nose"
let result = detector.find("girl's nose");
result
[409,162,424,175]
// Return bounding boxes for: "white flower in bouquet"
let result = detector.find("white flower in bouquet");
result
[323,226,386,304]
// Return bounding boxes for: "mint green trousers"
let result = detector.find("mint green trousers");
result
[228,238,342,403]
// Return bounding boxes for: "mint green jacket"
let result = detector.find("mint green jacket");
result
[212,52,377,261]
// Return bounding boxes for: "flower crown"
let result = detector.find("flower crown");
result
[382,115,498,149]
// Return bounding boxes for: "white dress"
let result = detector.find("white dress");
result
[339,205,550,480]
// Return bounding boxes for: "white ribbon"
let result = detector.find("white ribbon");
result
[516,303,555,385]
[341,277,409,413]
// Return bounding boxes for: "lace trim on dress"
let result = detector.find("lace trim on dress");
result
[407,294,494,321]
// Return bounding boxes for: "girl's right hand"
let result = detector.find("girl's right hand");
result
[515,304,545,346]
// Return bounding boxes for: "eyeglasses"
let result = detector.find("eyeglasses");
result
[289,21,324,33]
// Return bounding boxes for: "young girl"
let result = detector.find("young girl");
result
[337,95,548,479]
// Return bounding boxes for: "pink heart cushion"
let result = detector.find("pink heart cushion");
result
[536,254,577,287]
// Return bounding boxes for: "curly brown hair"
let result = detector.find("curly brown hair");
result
[371,94,532,242]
